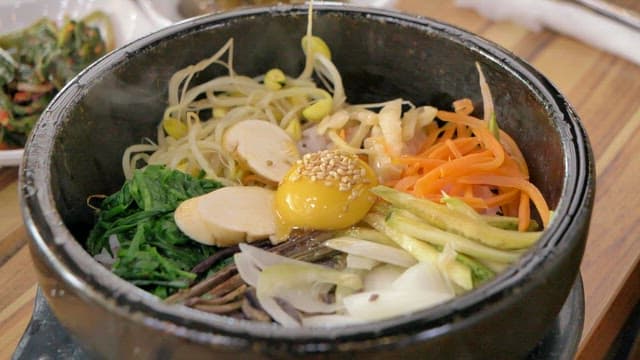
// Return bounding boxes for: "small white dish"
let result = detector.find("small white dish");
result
[0,0,157,45]
[0,149,23,167]
[136,0,398,27]
[0,0,159,167]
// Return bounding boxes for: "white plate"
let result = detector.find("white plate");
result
[0,0,159,167]
[136,0,398,27]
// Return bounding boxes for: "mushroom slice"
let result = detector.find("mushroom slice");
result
[223,119,300,182]
[175,186,276,247]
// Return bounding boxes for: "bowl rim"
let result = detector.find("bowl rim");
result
[20,2,594,349]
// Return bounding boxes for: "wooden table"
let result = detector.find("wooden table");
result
[1,1,639,359]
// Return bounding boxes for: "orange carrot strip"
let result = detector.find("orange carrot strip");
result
[495,156,526,177]
[461,196,488,209]
[485,188,520,208]
[417,122,441,152]
[424,142,451,159]
[437,110,505,166]
[436,122,457,144]
[423,137,482,160]
[445,139,463,159]
[435,109,529,176]
[386,103,547,232]
[499,131,529,176]
[414,152,499,195]
[393,175,420,192]
[458,125,472,138]
[501,201,517,217]
[447,182,467,197]
[395,156,446,168]
[518,193,531,231]
[457,174,550,227]
[453,98,474,115]
[456,138,482,155]
[464,184,474,198]
[456,123,470,138]
[403,163,421,177]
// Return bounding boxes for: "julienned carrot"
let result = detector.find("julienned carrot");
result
[518,193,531,231]
[458,174,550,227]
[437,110,529,175]
[418,122,442,151]
[391,175,420,192]
[388,101,551,231]
[485,188,519,208]
[425,137,481,159]
[453,98,474,115]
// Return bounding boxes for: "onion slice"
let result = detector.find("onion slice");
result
[233,253,260,287]
[301,314,365,327]
[392,262,454,296]
[476,62,494,123]
[324,236,417,268]
[256,294,300,328]
[238,243,307,269]
[342,289,453,321]
[257,263,362,314]
[236,244,364,325]
[363,264,405,292]
[342,261,455,321]
[346,254,380,270]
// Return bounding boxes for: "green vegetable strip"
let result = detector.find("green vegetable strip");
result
[442,192,539,230]
[488,112,500,140]
[87,165,223,298]
[386,210,521,263]
[481,215,540,231]
[435,246,495,285]
[371,186,541,250]
[337,227,397,247]
[364,213,473,291]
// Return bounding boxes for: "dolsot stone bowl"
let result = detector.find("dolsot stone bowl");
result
[20,4,595,359]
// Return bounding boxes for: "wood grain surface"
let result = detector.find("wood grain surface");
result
[1,1,639,359]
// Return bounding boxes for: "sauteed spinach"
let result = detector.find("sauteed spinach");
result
[0,12,112,147]
[87,165,223,298]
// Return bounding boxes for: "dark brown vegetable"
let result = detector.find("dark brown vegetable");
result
[168,230,342,320]
[193,300,243,314]
[165,265,237,303]
[190,245,240,275]
[241,289,271,322]
[205,274,244,298]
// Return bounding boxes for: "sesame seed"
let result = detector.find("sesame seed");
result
[296,150,367,191]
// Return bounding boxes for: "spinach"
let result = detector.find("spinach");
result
[87,165,223,298]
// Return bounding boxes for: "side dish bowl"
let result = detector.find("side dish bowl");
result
[20,4,595,358]
[0,0,157,167]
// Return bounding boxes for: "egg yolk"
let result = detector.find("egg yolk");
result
[274,150,378,238]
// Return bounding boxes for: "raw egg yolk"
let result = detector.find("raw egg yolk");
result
[274,150,378,237]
